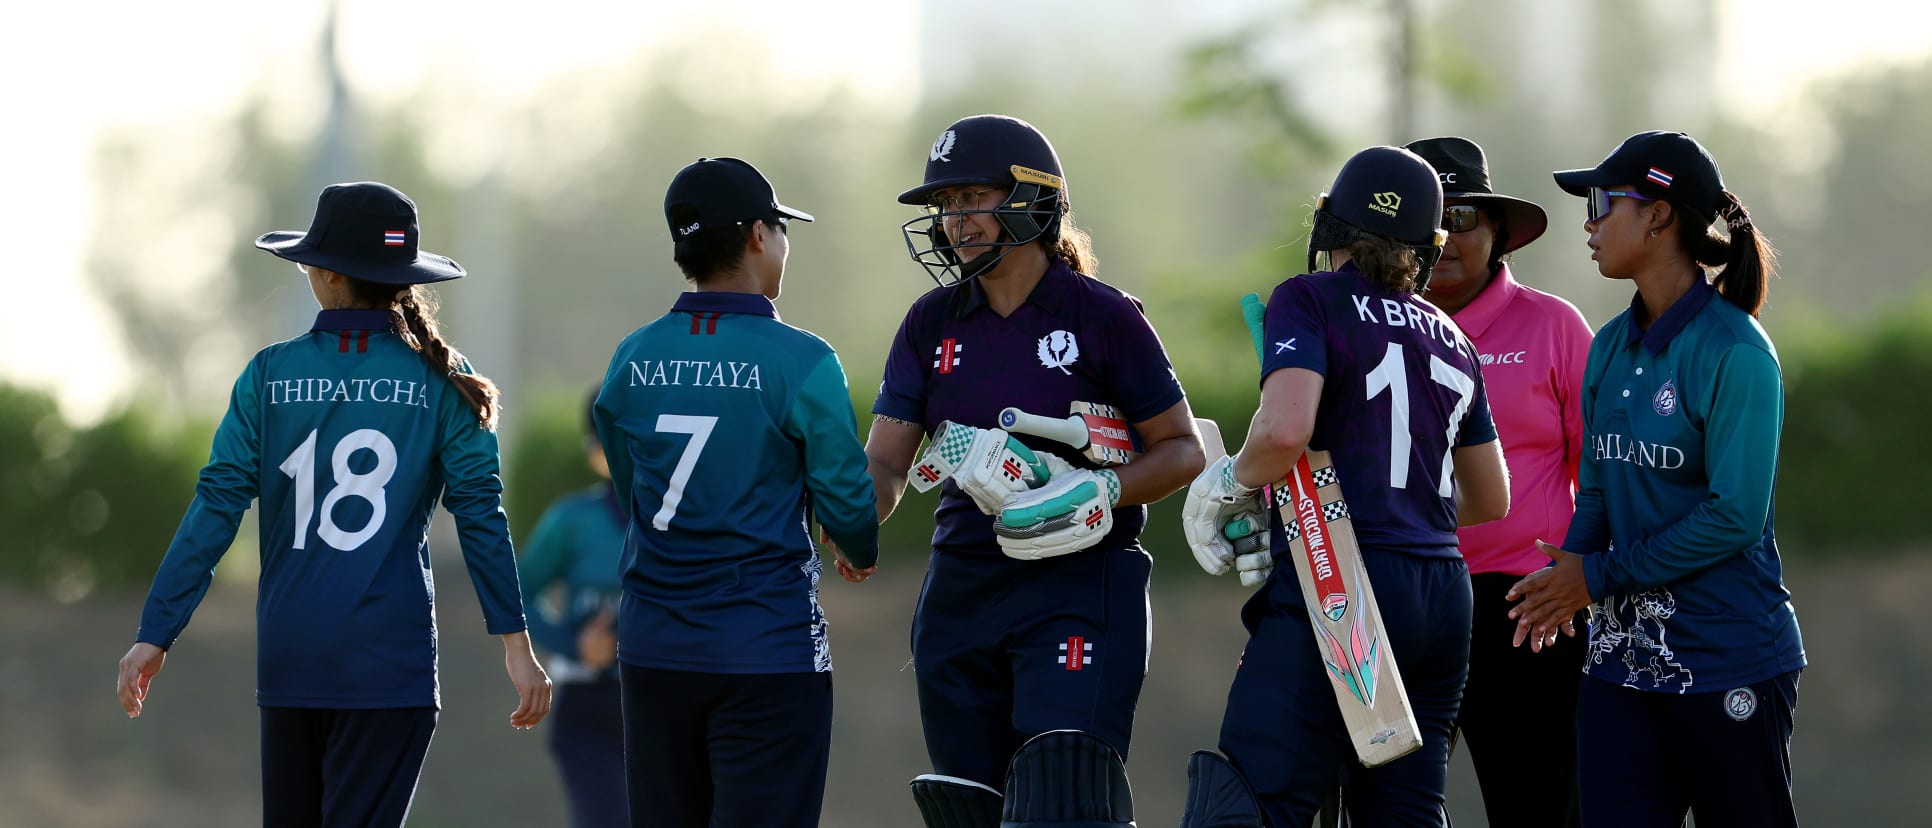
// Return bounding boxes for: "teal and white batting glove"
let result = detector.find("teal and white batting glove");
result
[955,426,1061,515]
[991,469,1120,561]
[1182,455,1265,580]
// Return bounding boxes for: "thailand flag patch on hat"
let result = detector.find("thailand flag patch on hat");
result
[1646,167,1673,188]
[383,230,406,246]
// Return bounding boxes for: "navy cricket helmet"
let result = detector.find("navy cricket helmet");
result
[899,114,1067,285]
[1308,145,1449,290]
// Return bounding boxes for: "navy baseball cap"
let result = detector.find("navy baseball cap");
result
[1553,131,1724,228]
[664,157,814,242]
[255,182,465,285]
[898,114,1066,206]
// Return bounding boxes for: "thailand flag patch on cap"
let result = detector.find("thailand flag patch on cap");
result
[1646,167,1673,188]
[383,230,406,246]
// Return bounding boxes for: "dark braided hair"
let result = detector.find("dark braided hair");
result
[346,278,501,429]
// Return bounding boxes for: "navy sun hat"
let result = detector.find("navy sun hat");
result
[1553,131,1725,228]
[664,157,814,242]
[1405,136,1548,253]
[898,114,1066,206]
[255,182,465,285]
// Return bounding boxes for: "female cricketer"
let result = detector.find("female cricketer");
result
[1509,130,1805,827]
[1179,145,1511,827]
[518,392,628,828]
[861,114,1205,828]
[593,156,879,828]
[115,181,552,828]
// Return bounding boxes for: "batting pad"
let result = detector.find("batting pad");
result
[1000,730,1134,828]
[911,774,1003,828]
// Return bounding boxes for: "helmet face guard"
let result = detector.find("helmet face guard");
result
[901,166,1063,286]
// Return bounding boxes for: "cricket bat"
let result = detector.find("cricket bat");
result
[1240,292,1421,768]
[998,402,1139,466]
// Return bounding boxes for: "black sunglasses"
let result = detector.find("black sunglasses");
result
[1442,205,1483,234]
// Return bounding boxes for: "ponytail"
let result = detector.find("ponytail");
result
[1042,202,1099,276]
[347,277,501,429]
[1682,190,1776,317]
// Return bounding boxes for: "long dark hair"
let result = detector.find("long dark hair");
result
[1679,190,1776,317]
[1041,201,1099,276]
[346,278,501,429]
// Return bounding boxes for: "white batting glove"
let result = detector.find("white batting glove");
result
[1183,455,1264,578]
[1225,514,1274,587]
[954,427,1060,515]
[992,469,1120,561]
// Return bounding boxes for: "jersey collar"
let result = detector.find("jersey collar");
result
[1624,277,1715,355]
[952,259,1077,319]
[671,291,779,319]
[1447,263,1520,338]
[311,309,400,332]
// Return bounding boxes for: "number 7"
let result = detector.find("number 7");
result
[652,414,717,531]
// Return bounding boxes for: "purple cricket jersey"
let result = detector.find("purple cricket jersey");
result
[1262,263,1499,559]
[874,261,1187,557]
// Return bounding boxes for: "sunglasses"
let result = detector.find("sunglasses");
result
[1587,187,1656,222]
[1442,205,1483,234]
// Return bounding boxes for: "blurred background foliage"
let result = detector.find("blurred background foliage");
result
[4,1,1930,823]
[6,0,1926,597]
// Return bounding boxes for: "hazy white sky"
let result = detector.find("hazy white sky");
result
[3,0,1927,420]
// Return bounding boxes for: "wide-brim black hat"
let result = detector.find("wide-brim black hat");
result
[256,182,464,285]
[1404,136,1547,253]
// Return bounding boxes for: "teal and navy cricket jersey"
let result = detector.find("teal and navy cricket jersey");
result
[137,309,528,709]
[595,291,878,674]
[1563,279,1805,692]
[517,481,626,683]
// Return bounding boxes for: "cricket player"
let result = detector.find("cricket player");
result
[593,157,879,828]
[1179,145,1510,827]
[859,114,1206,828]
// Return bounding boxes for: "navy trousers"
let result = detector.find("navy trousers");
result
[620,663,832,828]
[548,675,628,828]
[1218,552,1471,828]
[259,706,438,828]
[911,546,1151,788]
[1456,571,1584,828]
[1576,670,1800,827]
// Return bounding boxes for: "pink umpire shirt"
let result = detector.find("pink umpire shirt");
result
[1447,264,1593,576]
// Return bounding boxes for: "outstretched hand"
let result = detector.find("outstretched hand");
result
[1506,540,1590,652]
[116,642,167,719]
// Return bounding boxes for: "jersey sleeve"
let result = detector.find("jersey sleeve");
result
[1563,327,1619,557]
[516,500,577,657]
[1261,277,1328,382]
[871,303,929,423]
[787,350,881,568]
[1456,366,1499,447]
[137,358,265,649]
[437,363,527,636]
[595,346,637,512]
[1102,296,1187,423]
[1583,345,1783,597]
